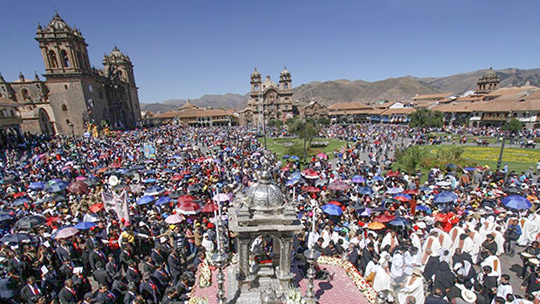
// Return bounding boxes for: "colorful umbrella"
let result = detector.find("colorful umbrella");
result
[74,222,97,230]
[328,181,350,191]
[373,213,396,223]
[352,175,366,184]
[316,153,328,160]
[433,191,458,204]
[358,187,374,195]
[155,197,172,206]
[213,193,230,202]
[178,195,197,204]
[502,195,532,210]
[54,227,79,239]
[15,215,46,229]
[301,169,319,179]
[28,182,45,190]
[304,186,321,193]
[165,214,183,224]
[321,204,343,216]
[137,195,155,205]
[144,186,164,196]
[202,203,219,213]
[388,217,409,227]
[402,189,418,195]
[386,187,404,194]
[0,233,37,244]
[367,221,385,230]
[67,181,90,194]
[177,201,201,215]
[393,194,412,202]
[89,203,104,213]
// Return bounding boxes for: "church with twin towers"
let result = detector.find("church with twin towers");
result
[0,13,141,135]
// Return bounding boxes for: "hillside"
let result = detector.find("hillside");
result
[141,68,540,112]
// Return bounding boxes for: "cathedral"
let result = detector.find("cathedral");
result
[0,13,141,135]
[241,68,294,127]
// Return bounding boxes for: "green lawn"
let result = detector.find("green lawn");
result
[259,137,347,159]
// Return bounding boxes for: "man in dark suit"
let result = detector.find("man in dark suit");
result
[89,247,107,271]
[95,284,116,304]
[58,260,74,282]
[71,271,92,301]
[359,243,376,275]
[85,230,101,250]
[93,262,111,288]
[105,254,121,279]
[142,256,156,275]
[20,276,42,304]
[58,279,78,304]
[161,288,177,304]
[126,261,142,284]
[174,275,190,302]
[123,282,138,304]
[120,246,134,271]
[167,250,183,285]
[56,239,73,263]
[152,264,170,293]
[151,246,164,265]
[139,273,160,304]
[425,288,449,304]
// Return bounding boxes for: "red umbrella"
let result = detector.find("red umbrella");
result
[393,194,411,202]
[304,186,321,193]
[373,140,381,145]
[177,201,201,215]
[402,189,418,195]
[301,169,319,179]
[281,166,290,172]
[181,171,191,175]
[202,203,219,213]
[13,192,26,198]
[46,216,62,226]
[373,213,396,223]
[178,195,197,204]
[171,174,183,181]
[89,203,104,213]
[110,162,122,169]
[67,181,90,194]
[97,167,109,173]
[328,201,341,206]
[328,181,350,191]
[386,170,400,177]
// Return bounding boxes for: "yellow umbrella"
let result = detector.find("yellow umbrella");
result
[368,221,386,230]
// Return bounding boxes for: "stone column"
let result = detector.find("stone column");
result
[279,236,292,276]
[237,235,250,279]
[272,235,281,268]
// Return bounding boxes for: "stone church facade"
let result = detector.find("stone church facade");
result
[0,13,141,135]
[241,68,294,127]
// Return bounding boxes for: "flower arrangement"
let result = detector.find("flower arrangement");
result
[317,256,377,304]
[284,290,307,304]
[188,296,208,304]
[198,260,212,288]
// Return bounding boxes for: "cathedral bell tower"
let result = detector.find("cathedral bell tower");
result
[250,68,262,94]
[279,67,292,91]
[35,12,91,77]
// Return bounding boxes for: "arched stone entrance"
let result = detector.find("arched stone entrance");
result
[38,108,55,135]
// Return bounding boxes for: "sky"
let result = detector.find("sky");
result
[1,0,540,103]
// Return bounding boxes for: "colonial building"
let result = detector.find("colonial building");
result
[243,68,294,127]
[147,100,238,127]
[0,13,141,135]
[299,100,329,120]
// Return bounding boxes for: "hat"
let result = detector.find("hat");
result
[461,289,477,304]
[412,268,423,276]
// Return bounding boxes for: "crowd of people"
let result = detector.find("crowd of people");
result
[0,124,539,304]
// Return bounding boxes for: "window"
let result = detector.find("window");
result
[48,50,58,68]
[21,88,30,100]
[64,85,68,90]
[60,50,70,68]
[62,104,68,111]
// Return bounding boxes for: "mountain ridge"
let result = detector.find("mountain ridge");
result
[140,68,540,113]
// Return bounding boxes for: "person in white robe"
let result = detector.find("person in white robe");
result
[421,231,441,264]
[398,268,425,304]
[468,229,483,263]
[492,226,505,256]
[391,249,406,282]
[449,225,465,244]
[480,254,502,278]
[410,230,423,251]
[373,261,393,293]
[403,247,422,276]
[517,217,535,246]
[381,230,399,252]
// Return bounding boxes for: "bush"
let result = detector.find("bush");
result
[286,143,311,159]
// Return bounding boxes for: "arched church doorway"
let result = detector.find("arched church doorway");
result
[38,108,55,135]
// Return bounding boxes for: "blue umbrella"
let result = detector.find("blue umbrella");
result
[28,182,44,190]
[116,168,129,175]
[290,156,300,161]
[137,195,155,205]
[74,222,97,230]
[13,197,31,206]
[0,213,12,221]
[286,179,299,187]
[46,180,68,193]
[352,175,365,184]
[321,204,343,216]
[386,187,404,194]
[394,193,412,201]
[143,178,156,184]
[446,164,457,169]
[130,165,145,171]
[389,217,409,227]
[155,197,172,206]
[289,172,302,180]
[502,195,532,210]
[433,191,458,204]
[464,167,476,171]
[144,186,164,196]
[373,176,385,182]
[416,205,431,212]
[358,187,374,195]
[419,186,432,193]
[282,155,290,159]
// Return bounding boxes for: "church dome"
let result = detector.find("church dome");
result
[245,171,285,213]
[109,46,126,58]
[46,13,72,32]
[485,67,497,77]
[280,67,290,76]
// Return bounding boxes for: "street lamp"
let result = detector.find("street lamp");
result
[496,112,512,171]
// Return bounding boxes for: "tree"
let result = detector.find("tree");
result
[286,118,320,162]
[268,119,283,128]
[504,118,524,133]
[318,117,330,126]
[394,146,423,174]
[409,108,444,128]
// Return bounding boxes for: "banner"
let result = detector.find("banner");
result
[101,190,131,224]
[143,143,156,159]
[101,191,116,213]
